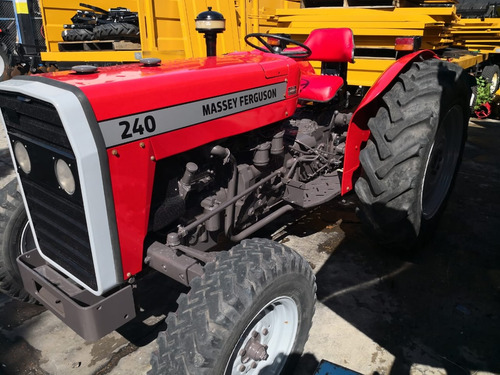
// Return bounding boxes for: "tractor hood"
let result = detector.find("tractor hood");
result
[39,52,300,123]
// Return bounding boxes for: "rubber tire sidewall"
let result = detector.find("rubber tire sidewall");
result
[0,178,35,303]
[0,44,11,82]
[93,23,139,40]
[418,95,468,239]
[354,59,470,248]
[61,29,94,41]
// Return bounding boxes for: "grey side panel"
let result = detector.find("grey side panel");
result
[100,82,287,147]
[0,77,121,295]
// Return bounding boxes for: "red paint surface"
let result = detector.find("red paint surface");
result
[299,75,344,102]
[46,52,297,121]
[303,28,355,63]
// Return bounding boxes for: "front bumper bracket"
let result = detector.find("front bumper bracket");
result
[17,249,136,342]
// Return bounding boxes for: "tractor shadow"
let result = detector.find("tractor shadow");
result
[0,148,14,180]
[263,120,500,374]
[115,271,188,347]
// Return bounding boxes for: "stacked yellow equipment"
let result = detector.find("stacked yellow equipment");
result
[264,6,458,86]
[451,18,500,53]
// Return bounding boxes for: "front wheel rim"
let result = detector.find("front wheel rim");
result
[19,220,36,256]
[421,105,464,219]
[225,296,299,375]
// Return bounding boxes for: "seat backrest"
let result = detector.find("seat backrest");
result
[303,28,355,63]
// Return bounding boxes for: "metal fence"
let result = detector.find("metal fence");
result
[31,0,46,52]
[0,0,46,54]
[0,0,17,52]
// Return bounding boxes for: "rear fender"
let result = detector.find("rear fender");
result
[341,50,438,195]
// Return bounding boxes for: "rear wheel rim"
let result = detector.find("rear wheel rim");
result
[421,105,463,219]
[225,296,299,375]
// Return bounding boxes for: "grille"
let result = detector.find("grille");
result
[0,92,71,150]
[22,179,95,288]
[0,90,96,289]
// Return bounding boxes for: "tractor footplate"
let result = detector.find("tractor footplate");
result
[283,172,341,209]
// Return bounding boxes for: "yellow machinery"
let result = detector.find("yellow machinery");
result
[39,0,293,64]
[451,17,500,53]
[262,3,498,86]
[40,0,139,63]
[38,0,500,87]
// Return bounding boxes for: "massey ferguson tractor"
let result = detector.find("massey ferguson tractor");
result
[0,9,471,375]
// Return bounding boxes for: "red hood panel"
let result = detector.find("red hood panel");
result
[41,52,299,121]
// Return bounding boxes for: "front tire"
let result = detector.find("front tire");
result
[355,59,471,247]
[0,178,36,303]
[149,238,316,375]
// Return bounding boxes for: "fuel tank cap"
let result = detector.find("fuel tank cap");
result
[140,58,161,67]
[71,65,98,74]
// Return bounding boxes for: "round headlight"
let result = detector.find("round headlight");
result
[55,159,76,195]
[13,141,31,174]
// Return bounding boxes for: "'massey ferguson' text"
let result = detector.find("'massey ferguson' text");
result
[202,88,278,116]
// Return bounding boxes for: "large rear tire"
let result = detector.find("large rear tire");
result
[149,238,316,375]
[0,177,37,303]
[355,59,471,248]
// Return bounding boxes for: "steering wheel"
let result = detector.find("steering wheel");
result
[244,33,312,59]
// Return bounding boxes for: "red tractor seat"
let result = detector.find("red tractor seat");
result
[299,75,344,103]
[302,28,355,64]
[297,28,354,102]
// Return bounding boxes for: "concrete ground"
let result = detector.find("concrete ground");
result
[0,119,499,375]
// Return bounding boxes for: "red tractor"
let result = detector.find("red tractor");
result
[0,10,471,375]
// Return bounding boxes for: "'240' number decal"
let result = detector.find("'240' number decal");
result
[119,115,157,140]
